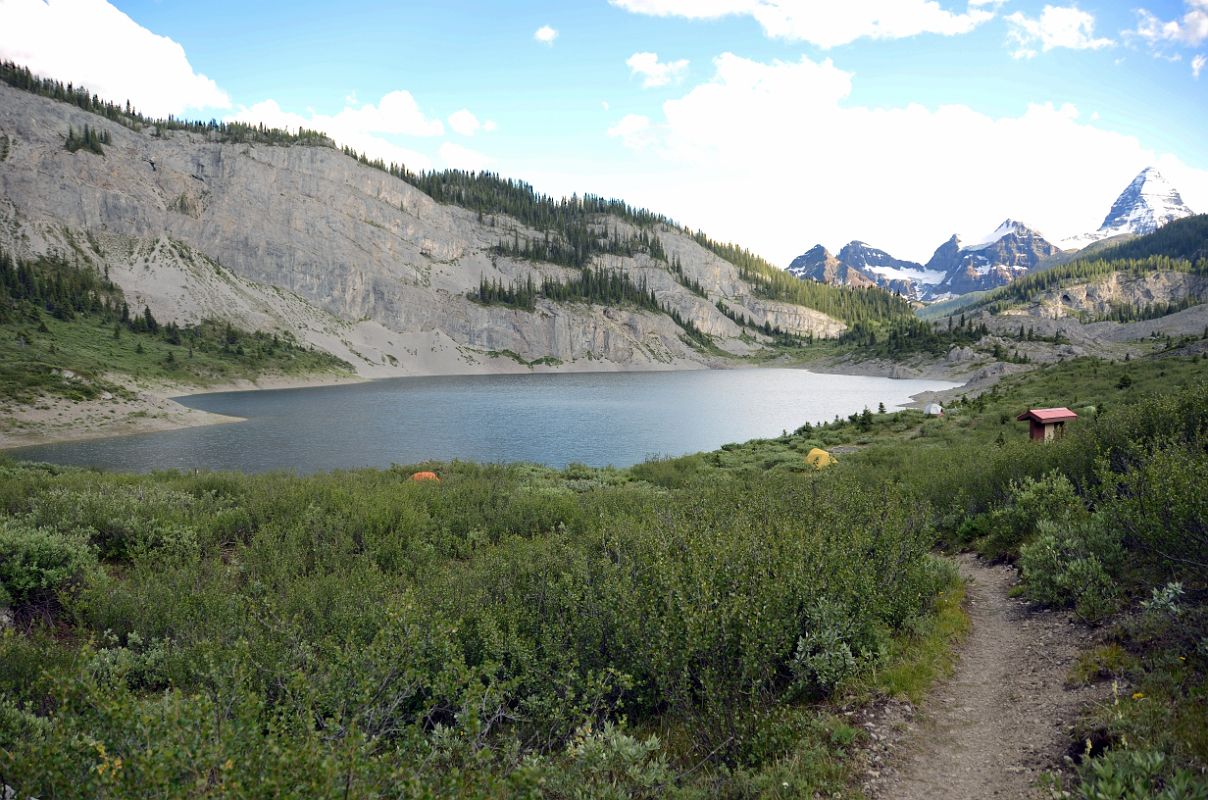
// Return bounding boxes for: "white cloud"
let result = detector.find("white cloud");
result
[626,52,690,88]
[609,0,757,17]
[439,142,492,172]
[592,52,1208,264]
[534,25,559,45]
[0,0,228,117]
[1130,1,1208,48]
[1005,5,1113,59]
[448,109,495,136]
[226,93,445,171]
[607,114,655,149]
[609,0,997,48]
[1194,53,1207,76]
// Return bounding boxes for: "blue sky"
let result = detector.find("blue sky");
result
[2,0,1206,262]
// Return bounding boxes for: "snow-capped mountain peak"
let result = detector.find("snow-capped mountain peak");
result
[1060,167,1195,249]
[1098,167,1193,236]
[967,219,1038,250]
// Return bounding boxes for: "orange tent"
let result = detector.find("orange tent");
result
[411,471,440,482]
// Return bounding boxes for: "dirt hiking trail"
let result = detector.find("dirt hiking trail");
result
[861,554,1105,800]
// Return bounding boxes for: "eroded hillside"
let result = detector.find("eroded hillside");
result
[0,81,860,377]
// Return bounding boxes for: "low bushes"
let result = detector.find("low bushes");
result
[0,459,944,796]
[0,519,96,611]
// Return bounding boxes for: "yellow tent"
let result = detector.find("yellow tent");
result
[805,448,836,470]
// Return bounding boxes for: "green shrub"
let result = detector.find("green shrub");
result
[1077,749,1208,800]
[0,519,96,608]
[1102,441,1208,584]
[955,512,992,545]
[28,484,202,562]
[981,471,1087,559]
[527,722,674,799]
[1019,518,1121,622]
[791,600,859,693]
[1065,556,1118,623]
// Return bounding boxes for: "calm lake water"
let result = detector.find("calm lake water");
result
[9,369,958,473]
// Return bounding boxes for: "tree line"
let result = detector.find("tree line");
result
[714,299,809,344]
[690,232,915,326]
[0,248,122,323]
[0,248,336,366]
[4,58,914,329]
[492,225,665,270]
[1093,214,1208,264]
[0,60,333,148]
[470,268,712,345]
[330,151,914,328]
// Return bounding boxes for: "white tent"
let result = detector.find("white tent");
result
[924,403,944,416]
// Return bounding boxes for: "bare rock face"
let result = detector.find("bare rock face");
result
[0,83,845,376]
[1007,271,1208,321]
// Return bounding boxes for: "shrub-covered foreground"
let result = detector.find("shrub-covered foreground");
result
[0,457,954,796]
[0,356,1205,797]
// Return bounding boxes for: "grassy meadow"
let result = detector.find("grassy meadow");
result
[1,352,1205,797]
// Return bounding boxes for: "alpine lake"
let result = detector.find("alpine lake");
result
[9,368,959,473]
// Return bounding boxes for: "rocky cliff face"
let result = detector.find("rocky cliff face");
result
[997,271,1208,321]
[0,83,844,377]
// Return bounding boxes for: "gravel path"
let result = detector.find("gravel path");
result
[862,554,1104,800]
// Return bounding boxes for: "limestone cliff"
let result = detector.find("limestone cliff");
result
[997,271,1208,322]
[0,83,844,377]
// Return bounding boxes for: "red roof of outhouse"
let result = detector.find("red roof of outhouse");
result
[1016,407,1078,423]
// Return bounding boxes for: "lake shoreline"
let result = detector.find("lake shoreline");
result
[2,359,720,451]
[1,360,983,455]
[774,353,995,410]
[0,372,361,451]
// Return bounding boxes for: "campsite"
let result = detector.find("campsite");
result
[3,353,1204,796]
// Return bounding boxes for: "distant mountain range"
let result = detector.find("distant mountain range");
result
[787,168,1196,302]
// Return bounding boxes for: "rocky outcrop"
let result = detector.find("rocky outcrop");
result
[998,271,1208,322]
[0,83,845,377]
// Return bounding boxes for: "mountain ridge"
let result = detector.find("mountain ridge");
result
[788,169,1195,302]
[0,70,913,377]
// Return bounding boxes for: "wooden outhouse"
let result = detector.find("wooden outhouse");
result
[1016,407,1078,442]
